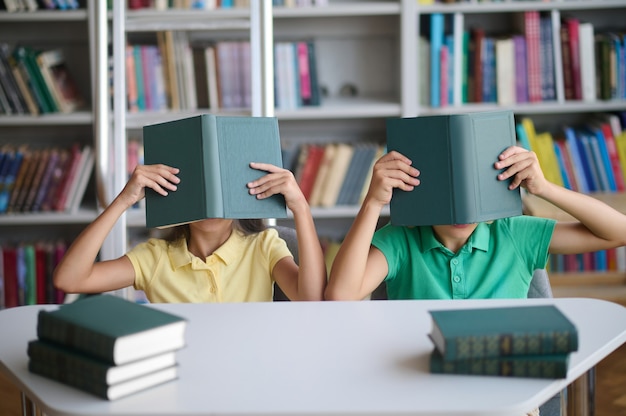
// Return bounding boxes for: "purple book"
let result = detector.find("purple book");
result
[513,35,528,103]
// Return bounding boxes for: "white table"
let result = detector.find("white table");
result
[1,298,625,416]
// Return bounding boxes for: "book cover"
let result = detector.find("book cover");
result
[429,305,578,361]
[29,359,178,401]
[27,339,178,386]
[429,349,569,379]
[386,109,522,226]
[36,294,187,365]
[36,49,84,113]
[143,114,287,229]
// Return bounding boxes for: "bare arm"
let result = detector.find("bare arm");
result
[53,164,180,294]
[496,146,626,254]
[248,162,327,301]
[325,151,420,300]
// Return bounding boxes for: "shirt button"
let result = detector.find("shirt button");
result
[210,286,216,293]
[453,276,461,283]
[452,259,458,265]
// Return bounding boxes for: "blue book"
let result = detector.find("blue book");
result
[552,142,571,190]
[586,126,617,192]
[562,126,589,193]
[429,13,444,108]
[574,129,598,192]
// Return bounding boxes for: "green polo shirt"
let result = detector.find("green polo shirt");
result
[371,216,556,300]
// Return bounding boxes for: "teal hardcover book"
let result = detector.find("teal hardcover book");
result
[428,305,579,361]
[143,114,287,229]
[429,349,569,379]
[36,294,187,365]
[386,109,522,226]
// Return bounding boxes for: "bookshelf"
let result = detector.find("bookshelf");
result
[107,1,626,292]
[0,1,109,308]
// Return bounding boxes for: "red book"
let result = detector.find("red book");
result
[524,11,542,102]
[53,240,67,304]
[298,144,325,202]
[35,244,48,304]
[296,42,312,105]
[564,17,582,100]
[598,121,625,191]
[560,24,574,100]
[3,246,18,308]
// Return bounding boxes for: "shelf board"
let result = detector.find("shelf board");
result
[0,209,98,225]
[0,112,93,126]
[273,3,400,18]
[418,0,626,14]
[0,9,87,21]
[418,100,626,116]
[125,8,251,32]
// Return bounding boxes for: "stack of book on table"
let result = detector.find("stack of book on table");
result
[27,294,187,400]
[427,305,579,379]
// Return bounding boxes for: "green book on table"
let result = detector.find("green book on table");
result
[428,305,578,361]
[429,349,569,379]
[28,357,178,401]
[36,294,187,365]
[27,339,177,385]
[143,114,287,229]
[386,109,522,226]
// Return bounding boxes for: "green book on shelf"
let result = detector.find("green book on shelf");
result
[28,358,178,401]
[36,294,187,365]
[27,339,178,386]
[429,349,569,379]
[428,305,579,361]
[143,114,287,229]
[386,109,522,226]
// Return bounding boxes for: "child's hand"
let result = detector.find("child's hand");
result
[365,150,420,207]
[118,164,180,208]
[248,162,306,211]
[495,146,548,195]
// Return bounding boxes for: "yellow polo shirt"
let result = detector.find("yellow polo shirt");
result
[126,228,292,303]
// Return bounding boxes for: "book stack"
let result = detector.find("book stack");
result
[27,294,187,400]
[427,305,579,379]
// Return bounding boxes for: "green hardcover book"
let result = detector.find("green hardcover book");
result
[27,339,178,386]
[428,305,578,361]
[36,294,187,365]
[143,114,288,229]
[386,109,522,226]
[28,359,178,401]
[429,349,569,379]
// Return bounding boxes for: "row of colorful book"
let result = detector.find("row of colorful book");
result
[425,11,625,107]
[124,35,321,113]
[0,43,84,116]
[517,112,626,194]
[549,247,626,274]
[27,294,186,400]
[0,143,94,214]
[1,0,79,12]
[127,0,251,10]
[283,141,385,208]
[0,240,67,310]
[427,305,579,379]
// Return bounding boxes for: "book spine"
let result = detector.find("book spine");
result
[36,311,117,364]
[430,352,569,379]
[449,115,475,224]
[27,341,109,382]
[442,330,578,360]
[201,115,224,217]
[28,360,110,400]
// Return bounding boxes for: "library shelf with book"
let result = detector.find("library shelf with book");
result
[0,1,108,309]
[107,2,626,299]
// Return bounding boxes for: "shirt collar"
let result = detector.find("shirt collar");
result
[419,223,491,253]
[168,230,245,268]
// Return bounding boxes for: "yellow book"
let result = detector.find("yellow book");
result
[319,143,354,208]
[521,118,564,187]
[309,143,337,207]
[614,132,626,185]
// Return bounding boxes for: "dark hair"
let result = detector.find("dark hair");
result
[164,219,267,243]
